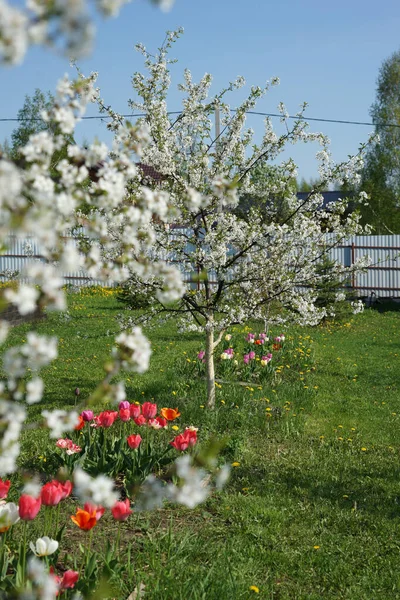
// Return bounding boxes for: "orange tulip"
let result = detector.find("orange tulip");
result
[160,407,181,421]
[70,507,97,531]
[74,415,85,431]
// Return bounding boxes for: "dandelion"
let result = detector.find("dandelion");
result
[231,462,240,467]
[249,586,260,593]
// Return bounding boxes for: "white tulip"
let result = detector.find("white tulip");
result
[0,502,20,532]
[29,537,59,557]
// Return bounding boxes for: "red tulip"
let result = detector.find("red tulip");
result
[0,478,10,500]
[142,402,157,420]
[170,427,198,452]
[119,408,130,422]
[97,410,118,427]
[134,415,147,426]
[19,495,41,520]
[156,416,168,429]
[170,433,190,452]
[58,480,73,500]
[41,481,63,506]
[184,427,198,447]
[111,499,133,521]
[130,404,141,419]
[127,434,142,449]
[60,570,79,590]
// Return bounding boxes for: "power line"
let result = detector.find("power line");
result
[0,109,399,129]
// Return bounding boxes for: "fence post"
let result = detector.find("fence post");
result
[351,243,355,289]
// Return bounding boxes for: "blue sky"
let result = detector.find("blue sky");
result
[1,0,399,180]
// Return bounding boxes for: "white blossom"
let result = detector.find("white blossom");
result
[26,377,44,405]
[27,556,60,600]
[113,328,151,373]
[73,468,118,507]
[42,409,79,439]
[167,455,209,508]
[5,285,39,315]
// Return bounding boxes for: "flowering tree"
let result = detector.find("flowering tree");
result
[109,30,371,408]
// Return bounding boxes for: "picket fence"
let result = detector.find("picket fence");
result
[1,231,400,299]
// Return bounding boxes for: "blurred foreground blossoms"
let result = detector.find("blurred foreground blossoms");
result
[0,67,188,474]
[0,3,232,599]
[0,0,174,65]
[112,29,372,407]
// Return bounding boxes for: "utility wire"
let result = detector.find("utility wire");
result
[0,109,399,129]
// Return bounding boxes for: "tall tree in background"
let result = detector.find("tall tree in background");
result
[10,89,54,157]
[361,50,400,233]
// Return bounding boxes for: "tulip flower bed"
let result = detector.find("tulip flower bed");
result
[188,328,315,385]
[54,402,195,487]
[2,289,400,599]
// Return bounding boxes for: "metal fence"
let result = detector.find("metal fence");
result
[1,232,400,298]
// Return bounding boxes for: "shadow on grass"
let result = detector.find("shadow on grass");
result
[231,457,400,520]
[366,299,400,313]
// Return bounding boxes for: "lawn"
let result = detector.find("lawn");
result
[4,288,400,599]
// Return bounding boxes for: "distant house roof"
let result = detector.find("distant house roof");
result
[137,163,166,184]
[296,190,354,210]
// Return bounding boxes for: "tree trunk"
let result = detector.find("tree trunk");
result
[206,325,216,408]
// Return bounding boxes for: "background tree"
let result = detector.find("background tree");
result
[297,176,322,192]
[10,89,54,157]
[360,49,400,233]
[111,31,370,409]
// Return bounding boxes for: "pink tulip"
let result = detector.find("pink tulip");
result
[81,410,94,422]
[111,499,133,521]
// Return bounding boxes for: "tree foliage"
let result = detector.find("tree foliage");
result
[361,49,400,233]
[10,89,54,157]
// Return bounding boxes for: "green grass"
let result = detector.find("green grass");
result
[4,289,400,599]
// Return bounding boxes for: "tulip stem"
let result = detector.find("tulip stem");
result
[0,531,7,564]
[87,527,94,558]
[115,521,122,555]
[47,506,53,539]
[21,520,28,586]
[55,503,61,534]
